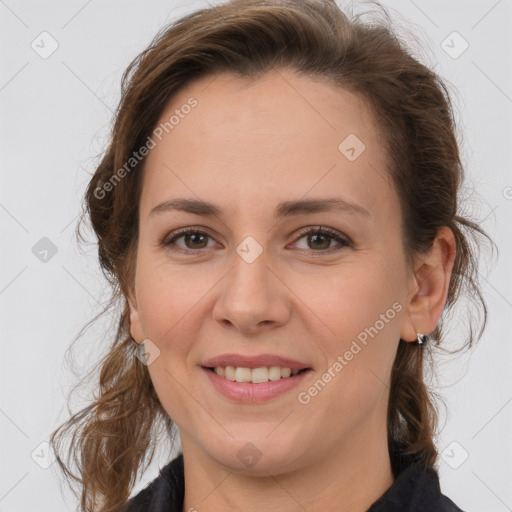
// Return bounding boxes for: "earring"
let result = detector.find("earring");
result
[416,333,427,345]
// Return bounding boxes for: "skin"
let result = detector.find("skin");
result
[128,68,456,512]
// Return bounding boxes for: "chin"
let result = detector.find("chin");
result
[206,434,306,476]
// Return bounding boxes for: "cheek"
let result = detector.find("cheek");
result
[134,256,214,411]
[297,298,399,440]
[297,257,402,413]
[303,258,403,348]
[135,258,205,424]
[135,254,213,340]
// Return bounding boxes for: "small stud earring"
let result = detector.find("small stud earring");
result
[416,333,427,345]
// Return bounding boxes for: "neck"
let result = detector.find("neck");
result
[181,417,394,512]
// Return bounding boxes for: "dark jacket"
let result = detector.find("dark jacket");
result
[125,452,465,511]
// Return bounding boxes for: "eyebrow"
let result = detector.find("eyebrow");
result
[149,197,371,219]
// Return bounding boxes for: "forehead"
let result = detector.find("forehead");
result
[139,69,395,223]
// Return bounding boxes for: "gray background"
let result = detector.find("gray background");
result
[1,0,511,510]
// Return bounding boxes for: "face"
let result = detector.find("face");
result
[129,69,416,474]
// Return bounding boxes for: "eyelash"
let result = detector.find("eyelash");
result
[160,226,352,255]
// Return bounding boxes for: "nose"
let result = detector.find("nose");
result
[212,247,291,334]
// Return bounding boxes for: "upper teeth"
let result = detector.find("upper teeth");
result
[213,366,302,383]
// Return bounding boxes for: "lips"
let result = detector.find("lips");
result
[201,353,311,371]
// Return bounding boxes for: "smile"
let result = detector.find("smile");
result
[202,366,312,402]
[206,365,308,383]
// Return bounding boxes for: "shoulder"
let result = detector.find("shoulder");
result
[367,459,466,512]
[440,494,467,512]
[124,453,184,512]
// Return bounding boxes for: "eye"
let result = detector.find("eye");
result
[160,226,351,254]
[161,227,217,252]
[291,226,351,254]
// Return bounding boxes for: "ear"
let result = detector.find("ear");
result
[127,288,145,344]
[400,226,457,343]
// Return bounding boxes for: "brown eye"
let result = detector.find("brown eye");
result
[306,232,332,250]
[161,228,216,253]
[181,232,209,249]
[161,226,351,255]
[292,227,351,253]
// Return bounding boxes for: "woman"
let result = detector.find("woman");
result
[50,0,493,511]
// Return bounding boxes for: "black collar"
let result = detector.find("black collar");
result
[126,452,465,512]
[366,455,464,511]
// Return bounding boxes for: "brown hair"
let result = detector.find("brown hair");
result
[49,0,495,510]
